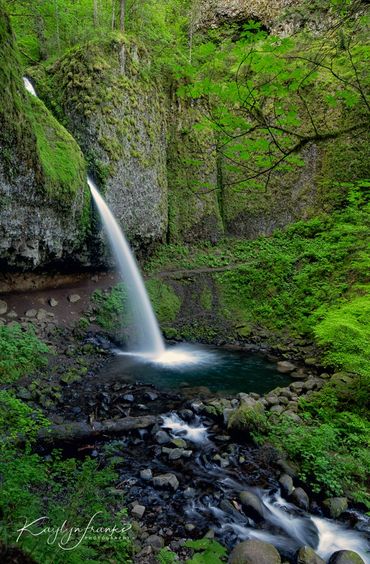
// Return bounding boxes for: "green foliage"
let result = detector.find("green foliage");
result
[0,323,49,384]
[185,538,228,563]
[0,391,133,562]
[0,449,132,563]
[265,412,370,506]
[314,292,370,377]
[92,283,127,331]
[177,13,369,192]
[146,279,181,323]
[147,200,369,352]
[157,547,178,564]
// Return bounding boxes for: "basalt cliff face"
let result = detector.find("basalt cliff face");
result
[0,1,368,271]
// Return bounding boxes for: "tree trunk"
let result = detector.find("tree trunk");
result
[35,14,47,60]
[120,0,125,32]
[93,0,98,27]
[37,415,157,445]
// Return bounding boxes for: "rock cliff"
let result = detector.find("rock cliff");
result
[0,2,89,270]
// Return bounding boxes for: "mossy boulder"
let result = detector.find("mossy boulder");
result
[229,539,281,564]
[33,36,168,257]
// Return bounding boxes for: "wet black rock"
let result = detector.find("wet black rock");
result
[153,473,179,491]
[229,539,281,564]
[279,473,294,496]
[290,487,310,511]
[239,491,265,519]
[155,430,171,444]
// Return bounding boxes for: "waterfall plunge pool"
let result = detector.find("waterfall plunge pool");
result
[107,344,292,396]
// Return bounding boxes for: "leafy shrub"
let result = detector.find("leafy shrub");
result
[266,413,370,507]
[185,538,227,563]
[0,323,49,383]
[0,392,133,563]
[314,292,370,377]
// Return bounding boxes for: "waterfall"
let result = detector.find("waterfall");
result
[23,77,37,96]
[23,75,165,356]
[88,177,165,356]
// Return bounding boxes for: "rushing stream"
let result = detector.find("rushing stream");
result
[159,413,370,562]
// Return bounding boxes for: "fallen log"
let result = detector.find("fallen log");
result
[38,415,157,445]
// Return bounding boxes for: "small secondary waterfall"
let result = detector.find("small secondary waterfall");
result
[23,76,37,96]
[23,76,165,356]
[88,177,165,356]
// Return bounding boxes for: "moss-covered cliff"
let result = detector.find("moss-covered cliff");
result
[31,36,168,253]
[0,1,89,270]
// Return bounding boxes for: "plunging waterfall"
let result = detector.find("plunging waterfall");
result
[88,177,166,356]
[23,75,165,356]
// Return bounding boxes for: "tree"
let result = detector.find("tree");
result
[177,2,369,193]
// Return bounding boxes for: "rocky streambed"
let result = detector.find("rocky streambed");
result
[1,285,369,564]
[13,338,367,564]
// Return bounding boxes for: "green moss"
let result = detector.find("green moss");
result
[199,286,213,311]
[146,279,181,323]
[167,105,223,242]
[26,95,87,203]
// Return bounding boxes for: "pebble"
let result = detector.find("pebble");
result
[144,534,164,551]
[131,505,146,519]
[48,298,58,307]
[123,394,134,402]
[68,294,81,303]
[7,310,17,318]
[277,360,296,373]
[140,469,153,481]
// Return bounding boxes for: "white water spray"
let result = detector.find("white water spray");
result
[23,77,37,96]
[88,177,165,355]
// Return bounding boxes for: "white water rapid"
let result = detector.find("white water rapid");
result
[88,177,166,356]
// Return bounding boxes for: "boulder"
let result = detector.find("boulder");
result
[279,473,294,496]
[144,534,164,551]
[68,294,81,303]
[0,300,7,315]
[290,487,310,511]
[25,309,38,318]
[48,298,58,307]
[239,491,264,519]
[328,551,365,564]
[270,405,284,414]
[323,497,348,519]
[140,469,152,481]
[296,546,325,564]
[155,430,171,444]
[277,361,296,373]
[229,539,281,564]
[153,473,179,491]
